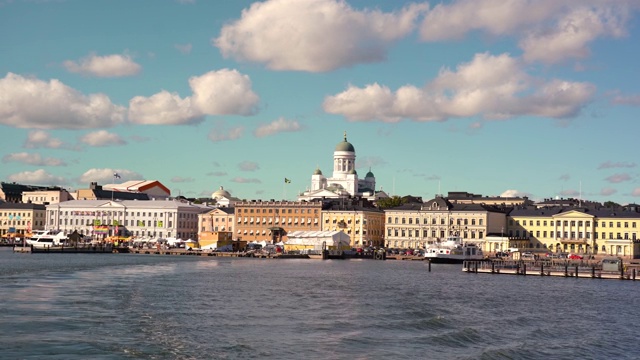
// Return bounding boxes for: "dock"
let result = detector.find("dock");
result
[462,260,639,281]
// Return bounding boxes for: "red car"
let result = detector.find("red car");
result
[568,253,583,260]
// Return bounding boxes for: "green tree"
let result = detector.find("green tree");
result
[604,201,620,208]
[376,196,408,209]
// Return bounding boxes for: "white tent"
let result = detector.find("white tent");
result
[285,230,350,250]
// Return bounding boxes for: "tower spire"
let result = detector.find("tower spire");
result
[344,130,347,141]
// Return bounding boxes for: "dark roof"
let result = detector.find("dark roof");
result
[1,182,63,193]
[0,203,46,210]
[216,207,235,215]
[92,189,149,201]
[509,205,640,219]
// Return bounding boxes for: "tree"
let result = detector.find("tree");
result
[376,196,408,209]
[604,201,620,208]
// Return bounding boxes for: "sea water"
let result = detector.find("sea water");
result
[0,248,638,360]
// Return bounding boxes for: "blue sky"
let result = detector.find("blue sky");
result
[1,0,639,204]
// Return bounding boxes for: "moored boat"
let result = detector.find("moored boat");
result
[425,236,484,263]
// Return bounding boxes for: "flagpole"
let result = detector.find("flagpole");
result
[111,173,115,202]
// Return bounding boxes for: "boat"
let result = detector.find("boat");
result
[26,230,68,248]
[424,236,484,263]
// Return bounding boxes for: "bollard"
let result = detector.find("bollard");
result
[540,263,544,276]
[591,266,596,278]
[516,263,520,275]
[620,266,625,280]
[428,259,431,272]
[564,264,568,277]
[491,262,495,274]
[523,264,527,276]
[575,265,579,279]
[633,269,636,281]
[475,262,479,273]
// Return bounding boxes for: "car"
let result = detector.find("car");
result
[568,253,584,260]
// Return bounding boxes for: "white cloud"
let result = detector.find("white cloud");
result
[78,168,143,185]
[323,53,595,122]
[500,189,532,198]
[63,53,142,77]
[8,169,67,186]
[254,118,302,138]
[79,130,127,147]
[231,177,261,184]
[419,0,637,64]
[189,69,259,116]
[214,0,427,72]
[208,124,244,142]
[128,69,259,125]
[175,43,193,54]
[129,90,202,125]
[238,161,260,171]
[632,188,640,197]
[2,152,66,166]
[0,73,126,129]
[24,130,65,149]
[611,94,640,106]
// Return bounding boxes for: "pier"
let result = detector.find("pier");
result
[462,260,639,281]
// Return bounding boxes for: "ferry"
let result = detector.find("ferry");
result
[26,230,67,248]
[425,236,484,263]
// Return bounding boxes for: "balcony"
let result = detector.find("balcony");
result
[558,237,589,244]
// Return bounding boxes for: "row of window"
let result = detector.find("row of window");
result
[53,210,199,219]
[0,220,43,227]
[512,229,638,240]
[387,217,485,226]
[513,219,638,228]
[238,218,318,224]
[238,208,319,214]
[0,212,44,218]
[387,229,485,239]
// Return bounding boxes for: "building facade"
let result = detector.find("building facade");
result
[384,196,508,250]
[22,189,73,205]
[46,199,210,240]
[234,200,323,243]
[321,201,385,248]
[0,203,46,238]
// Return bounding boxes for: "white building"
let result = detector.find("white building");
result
[102,180,171,199]
[45,199,211,240]
[298,132,388,202]
[22,189,73,204]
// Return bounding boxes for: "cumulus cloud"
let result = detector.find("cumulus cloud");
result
[63,53,142,77]
[600,187,617,196]
[231,177,261,184]
[175,43,193,54]
[2,152,67,166]
[208,123,245,142]
[598,161,636,169]
[129,90,202,125]
[128,69,259,125]
[632,188,640,197]
[78,168,143,184]
[605,173,631,183]
[8,169,67,186]
[171,176,195,183]
[79,130,127,147]
[0,73,126,129]
[214,0,427,72]
[323,53,595,122]
[24,130,65,149]
[500,189,532,198]
[238,161,260,171]
[419,0,637,64]
[254,118,302,138]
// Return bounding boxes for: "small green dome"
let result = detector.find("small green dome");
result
[349,169,357,175]
[335,131,355,152]
[313,168,323,175]
[366,170,374,178]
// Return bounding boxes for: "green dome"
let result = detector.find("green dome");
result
[335,132,355,152]
[313,168,323,175]
[365,170,374,178]
[349,169,358,175]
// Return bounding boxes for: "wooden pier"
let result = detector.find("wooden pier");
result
[462,260,639,281]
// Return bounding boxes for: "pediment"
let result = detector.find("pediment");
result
[552,210,594,219]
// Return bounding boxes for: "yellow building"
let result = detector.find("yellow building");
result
[234,200,323,243]
[507,205,640,258]
[321,200,384,248]
[0,203,46,238]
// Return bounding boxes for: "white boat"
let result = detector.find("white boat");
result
[26,230,67,248]
[424,236,484,263]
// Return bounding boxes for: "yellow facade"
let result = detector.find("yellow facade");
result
[234,200,322,242]
[321,209,384,247]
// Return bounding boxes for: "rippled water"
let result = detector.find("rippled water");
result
[1,248,639,359]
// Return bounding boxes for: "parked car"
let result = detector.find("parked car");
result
[568,253,584,260]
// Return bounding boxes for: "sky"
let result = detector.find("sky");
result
[1,0,640,204]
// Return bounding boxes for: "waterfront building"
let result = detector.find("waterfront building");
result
[446,191,532,207]
[198,207,235,244]
[234,200,322,243]
[75,182,151,201]
[45,199,211,240]
[21,188,73,205]
[384,196,508,250]
[0,203,46,238]
[508,204,640,258]
[320,199,385,248]
[298,132,388,202]
[0,182,66,203]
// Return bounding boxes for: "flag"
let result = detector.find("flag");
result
[113,172,121,179]
[284,178,291,184]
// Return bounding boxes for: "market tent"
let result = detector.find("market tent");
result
[285,231,350,251]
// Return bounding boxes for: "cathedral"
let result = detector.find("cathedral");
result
[297,132,388,202]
